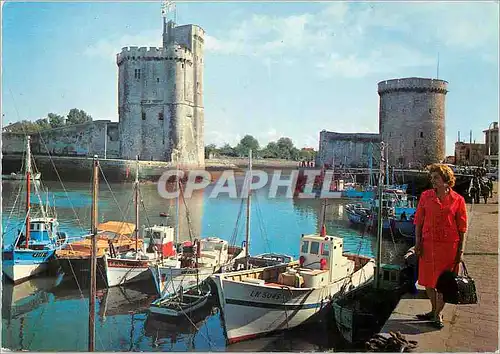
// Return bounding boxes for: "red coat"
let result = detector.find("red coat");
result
[413,189,468,288]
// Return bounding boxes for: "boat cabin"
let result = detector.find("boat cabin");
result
[199,237,229,265]
[17,217,59,249]
[142,225,176,258]
[277,234,356,288]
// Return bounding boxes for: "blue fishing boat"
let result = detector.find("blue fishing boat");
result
[2,136,70,284]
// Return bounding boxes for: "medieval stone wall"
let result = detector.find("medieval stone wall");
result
[317,131,381,167]
[1,120,119,158]
[378,77,448,168]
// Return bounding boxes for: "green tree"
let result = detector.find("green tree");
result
[219,143,237,157]
[47,113,65,128]
[236,135,260,157]
[205,144,218,158]
[299,148,317,162]
[276,137,296,160]
[35,118,51,131]
[260,142,279,158]
[66,108,92,125]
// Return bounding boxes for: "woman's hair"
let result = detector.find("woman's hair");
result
[427,163,456,188]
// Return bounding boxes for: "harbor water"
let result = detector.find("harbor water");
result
[2,176,409,351]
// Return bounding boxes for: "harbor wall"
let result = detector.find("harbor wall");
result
[2,121,120,158]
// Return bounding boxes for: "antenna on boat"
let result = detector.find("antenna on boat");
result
[25,136,31,249]
[89,155,99,352]
[135,155,140,258]
[374,143,384,289]
[244,149,252,270]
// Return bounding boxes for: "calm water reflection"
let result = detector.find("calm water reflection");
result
[2,179,408,351]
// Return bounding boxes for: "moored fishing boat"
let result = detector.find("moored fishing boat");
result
[104,157,180,287]
[151,237,245,296]
[211,230,375,344]
[54,221,141,287]
[2,136,71,284]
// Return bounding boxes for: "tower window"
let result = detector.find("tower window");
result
[134,69,141,79]
[414,140,417,147]
[420,132,423,138]
[428,108,432,113]
[158,112,164,120]
[142,112,146,120]
[182,63,185,69]
[157,78,160,83]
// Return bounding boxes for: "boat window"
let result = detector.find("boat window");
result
[202,243,215,251]
[30,223,37,231]
[301,240,309,253]
[153,232,162,239]
[321,243,330,256]
[310,241,320,255]
[145,231,152,239]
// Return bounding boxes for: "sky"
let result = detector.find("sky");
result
[1,1,499,155]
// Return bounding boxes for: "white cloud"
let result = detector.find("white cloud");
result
[84,31,161,61]
[205,2,498,78]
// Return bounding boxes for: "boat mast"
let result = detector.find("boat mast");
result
[25,136,31,248]
[134,156,139,258]
[385,145,389,186]
[244,149,252,270]
[374,143,385,289]
[368,143,373,187]
[89,155,99,352]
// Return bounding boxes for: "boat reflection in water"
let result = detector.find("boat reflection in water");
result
[2,275,62,351]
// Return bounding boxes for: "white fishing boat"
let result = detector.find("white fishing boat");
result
[211,230,375,344]
[104,224,180,287]
[151,237,245,296]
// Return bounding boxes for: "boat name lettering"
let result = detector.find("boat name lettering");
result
[32,252,47,258]
[249,291,282,300]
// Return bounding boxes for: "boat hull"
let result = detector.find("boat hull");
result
[149,290,211,317]
[2,250,55,284]
[56,256,108,288]
[213,261,375,344]
[104,256,151,287]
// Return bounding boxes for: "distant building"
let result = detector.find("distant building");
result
[484,122,498,167]
[317,130,380,168]
[454,142,486,166]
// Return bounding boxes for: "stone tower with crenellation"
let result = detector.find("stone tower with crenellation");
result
[378,77,448,168]
[117,15,205,166]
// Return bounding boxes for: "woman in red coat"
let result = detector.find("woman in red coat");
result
[413,164,468,328]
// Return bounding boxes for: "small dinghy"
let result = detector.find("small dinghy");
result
[149,280,212,318]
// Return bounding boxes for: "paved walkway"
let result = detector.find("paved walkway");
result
[381,186,499,352]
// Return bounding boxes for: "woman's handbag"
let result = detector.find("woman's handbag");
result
[436,261,478,305]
